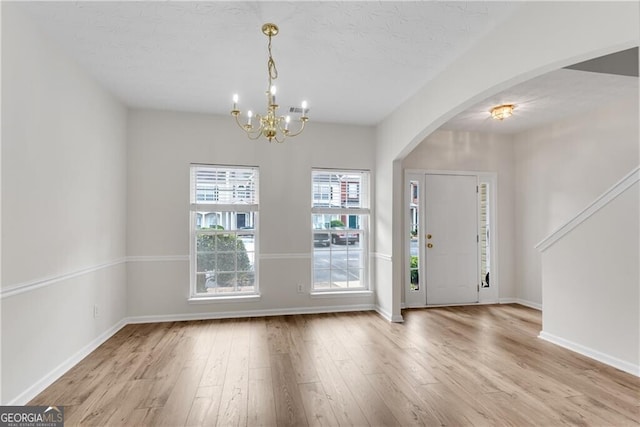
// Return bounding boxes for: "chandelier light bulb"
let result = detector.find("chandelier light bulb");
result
[232,94,239,110]
[247,110,253,126]
[285,115,291,131]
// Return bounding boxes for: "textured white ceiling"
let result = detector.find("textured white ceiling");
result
[16,1,521,125]
[440,68,639,134]
[14,2,638,132]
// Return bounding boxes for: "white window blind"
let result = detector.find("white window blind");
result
[191,165,258,208]
[311,170,369,212]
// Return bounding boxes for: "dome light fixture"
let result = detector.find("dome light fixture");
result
[490,104,515,121]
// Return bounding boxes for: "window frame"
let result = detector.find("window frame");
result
[189,164,260,301]
[311,168,370,293]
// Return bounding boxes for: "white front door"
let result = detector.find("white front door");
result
[424,174,479,305]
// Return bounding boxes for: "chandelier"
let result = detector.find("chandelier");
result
[231,23,309,143]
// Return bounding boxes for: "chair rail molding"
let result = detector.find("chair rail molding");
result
[0,258,127,299]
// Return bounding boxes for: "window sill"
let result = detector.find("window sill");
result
[310,290,373,299]
[188,294,261,304]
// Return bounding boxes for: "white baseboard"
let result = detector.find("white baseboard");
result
[391,314,405,322]
[539,331,640,377]
[126,304,376,324]
[403,301,500,310]
[374,306,404,323]
[374,306,392,321]
[500,298,542,311]
[7,319,128,405]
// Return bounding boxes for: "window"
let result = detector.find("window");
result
[313,184,333,204]
[408,180,420,291]
[196,186,218,201]
[479,182,491,288]
[190,165,258,298]
[312,169,369,291]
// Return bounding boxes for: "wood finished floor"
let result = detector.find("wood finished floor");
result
[31,304,640,426]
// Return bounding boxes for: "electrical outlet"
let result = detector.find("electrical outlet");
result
[297,283,304,293]
[93,304,99,318]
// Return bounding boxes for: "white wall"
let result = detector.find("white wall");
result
[402,130,516,301]
[514,95,639,305]
[126,109,376,319]
[540,179,639,374]
[1,4,128,404]
[375,1,639,321]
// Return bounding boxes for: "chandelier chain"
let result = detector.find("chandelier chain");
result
[267,35,278,86]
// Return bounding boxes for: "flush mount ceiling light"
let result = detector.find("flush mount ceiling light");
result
[490,104,515,120]
[231,23,309,143]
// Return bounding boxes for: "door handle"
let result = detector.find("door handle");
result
[427,243,433,248]
[426,234,432,239]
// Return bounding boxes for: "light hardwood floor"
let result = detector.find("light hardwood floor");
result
[31,304,639,426]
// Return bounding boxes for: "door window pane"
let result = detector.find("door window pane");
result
[480,182,490,288]
[409,180,420,291]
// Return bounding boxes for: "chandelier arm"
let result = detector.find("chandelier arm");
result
[282,118,308,138]
[232,112,247,131]
[232,112,264,139]
[232,112,250,132]
[247,118,265,138]
[275,115,288,135]
[246,131,263,141]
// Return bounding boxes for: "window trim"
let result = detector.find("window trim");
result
[311,168,371,293]
[187,294,261,304]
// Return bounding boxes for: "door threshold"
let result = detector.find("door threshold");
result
[403,301,499,309]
